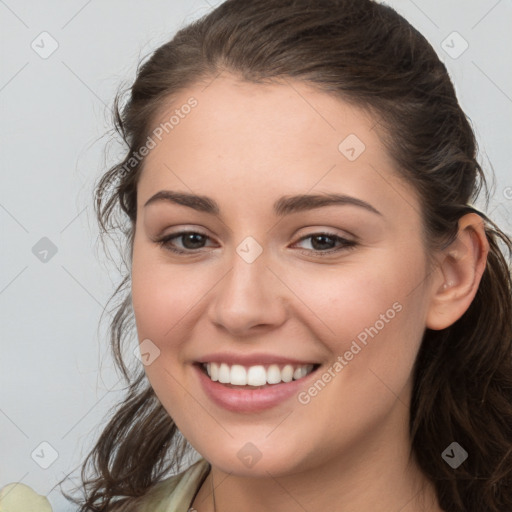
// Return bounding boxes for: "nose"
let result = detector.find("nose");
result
[207,246,288,336]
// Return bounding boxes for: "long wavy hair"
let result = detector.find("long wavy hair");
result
[63,0,512,510]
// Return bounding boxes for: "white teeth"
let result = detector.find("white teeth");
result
[209,362,218,382]
[281,364,294,383]
[218,363,230,383]
[293,366,303,380]
[266,364,282,384]
[230,364,247,385]
[203,362,315,386]
[247,365,267,386]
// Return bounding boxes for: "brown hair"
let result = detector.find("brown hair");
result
[63,0,512,510]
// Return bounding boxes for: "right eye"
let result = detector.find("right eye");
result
[156,231,215,254]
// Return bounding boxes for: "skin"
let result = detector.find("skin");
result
[131,73,488,512]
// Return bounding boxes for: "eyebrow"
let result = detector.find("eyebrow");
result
[143,190,382,216]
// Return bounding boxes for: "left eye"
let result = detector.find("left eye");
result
[293,232,356,253]
[156,231,356,255]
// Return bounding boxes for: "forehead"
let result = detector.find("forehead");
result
[137,74,419,222]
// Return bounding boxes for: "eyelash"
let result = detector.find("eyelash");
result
[155,230,357,257]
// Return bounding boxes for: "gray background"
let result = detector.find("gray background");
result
[1,1,511,510]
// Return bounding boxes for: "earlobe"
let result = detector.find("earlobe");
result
[426,213,489,331]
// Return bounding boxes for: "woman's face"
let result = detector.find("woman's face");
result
[131,74,435,476]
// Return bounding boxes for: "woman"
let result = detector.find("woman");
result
[6,0,510,510]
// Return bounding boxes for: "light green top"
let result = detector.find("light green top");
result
[138,457,211,511]
[0,458,211,512]
[0,483,52,512]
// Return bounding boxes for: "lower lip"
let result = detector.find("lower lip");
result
[194,364,319,413]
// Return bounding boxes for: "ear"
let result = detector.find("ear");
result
[426,213,489,330]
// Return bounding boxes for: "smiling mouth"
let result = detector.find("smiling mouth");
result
[197,362,321,389]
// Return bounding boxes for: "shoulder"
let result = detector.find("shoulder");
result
[0,482,52,512]
[136,457,211,512]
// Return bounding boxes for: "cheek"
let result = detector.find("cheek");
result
[288,254,427,447]
[295,253,423,341]
[130,245,200,423]
[296,249,428,391]
[131,244,207,347]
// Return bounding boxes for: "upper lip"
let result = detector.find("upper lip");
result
[196,352,320,367]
